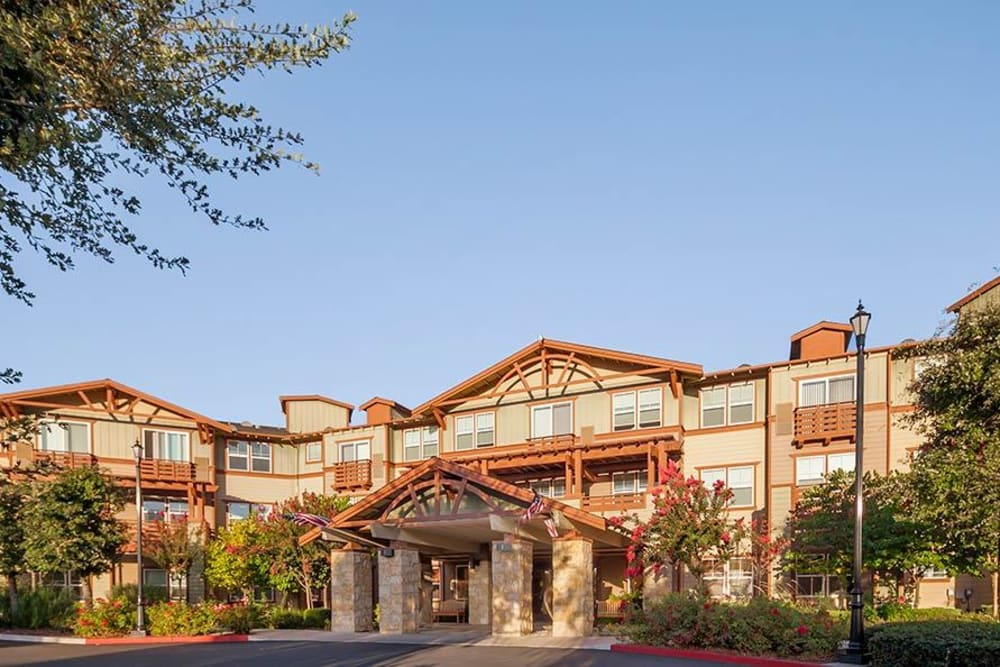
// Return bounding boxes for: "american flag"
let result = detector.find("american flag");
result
[284,512,330,528]
[521,492,545,522]
[543,517,559,538]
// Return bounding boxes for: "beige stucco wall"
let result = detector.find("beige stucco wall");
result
[684,425,765,516]
[285,400,350,433]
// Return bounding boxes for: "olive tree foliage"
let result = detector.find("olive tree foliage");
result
[0,0,356,305]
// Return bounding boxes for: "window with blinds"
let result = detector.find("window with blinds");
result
[701,383,754,428]
[800,375,855,407]
[531,402,572,438]
[701,386,727,427]
[39,421,90,453]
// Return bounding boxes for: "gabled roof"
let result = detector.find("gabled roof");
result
[947,275,1000,313]
[410,338,701,416]
[0,379,235,433]
[789,321,854,342]
[358,396,412,416]
[278,394,354,414]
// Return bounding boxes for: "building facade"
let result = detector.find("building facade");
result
[2,276,998,633]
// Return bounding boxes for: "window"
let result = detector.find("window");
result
[305,441,322,463]
[40,571,84,599]
[227,441,248,470]
[800,375,855,407]
[226,501,272,524]
[39,420,90,453]
[701,383,755,428]
[793,555,835,599]
[921,567,950,579]
[227,441,269,472]
[455,412,495,450]
[796,453,854,485]
[144,568,187,601]
[700,466,754,507]
[613,392,636,431]
[142,498,189,523]
[403,428,437,461]
[612,471,648,495]
[341,440,371,462]
[638,388,662,428]
[531,402,572,438]
[251,443,270,472]
[529,478,566,498]
[704,558,752,598]
[144,430,189,461]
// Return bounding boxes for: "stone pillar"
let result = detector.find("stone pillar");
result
[468,559,491,626]
[378,547,421,634]
[491,538,533,636]
[552,536,593,637]
[330,548,373,632]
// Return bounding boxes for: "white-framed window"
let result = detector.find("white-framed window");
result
[613,388,663,431]
[403,427,437,461]
[226,501,273,525]
[227,440,270,472]
[341,440,371,462]
[700,466,754,507]
[250,442,270,472]
[305,441,322,463]
[40,571,84,600]
[800,375,855,407]
[455,412,495,450]
[38,420,90,453]
[796,453,854,485]
[612,470,648,495]
[704,557,752,598]
[700,383,755,428]
[143,568,187,601]
[793,555,835,599]
[529,478,566,498]
[921,567,950,579]
[613,392,636,431]
[531,402,572,439]
[638,387,663,428]
[141,497,189,523]
[144,429,189,462]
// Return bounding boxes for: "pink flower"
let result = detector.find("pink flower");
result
[797,625,809,636]
[721,531,731,545]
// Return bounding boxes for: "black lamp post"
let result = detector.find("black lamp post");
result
[840,301,871,664]
[131,439,147,637]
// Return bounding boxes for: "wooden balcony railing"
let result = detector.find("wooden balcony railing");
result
[139,459,196,482]
[595,599,628,618]
[331,459,372,490]
[580,491,647,512]
[31,450,96,469]
[121,519,162,553]
[793,402,857,446]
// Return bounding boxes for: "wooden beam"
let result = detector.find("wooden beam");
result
[669,370,681,400]
[512,362,534,399]
[574,450,583,496]
[408,484,424,517]
[370,523,480,553]
[554,352,576,386]
[450,478,468,516]
[432,407,447,431]
[433,470,442,517]
[77,391,96,411]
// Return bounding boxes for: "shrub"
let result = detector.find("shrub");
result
[870,601,982,623]
[302,608,328,629]
[621,594,847,659]
[72,598,134,638]
[146,601,217,637]
[213,603,262,634]
[262,607,329,629]
[110,583,168,606]
[0,588,77,630]
[868,620,1000,667]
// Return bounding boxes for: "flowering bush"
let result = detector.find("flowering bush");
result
[212,602,262,634]
[72,598,134,638]
[146,601,217,636]
[621,594,846,659]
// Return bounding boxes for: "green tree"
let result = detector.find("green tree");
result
[22,466,127,603]
[897,300,1000,616]
[260,492,350,608]
[146,517,203,599]
[204,517,270,601]
[783,469,939,604]
[0,480,27,614]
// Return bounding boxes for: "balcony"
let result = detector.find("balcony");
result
[31,450,96,469]
[580,492,647,512]
[139,459,197,482]
[121,519,162,553]
[330,459,372,490]
[793,402,856,446]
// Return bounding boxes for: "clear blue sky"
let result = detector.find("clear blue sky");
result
[4,2,998,426]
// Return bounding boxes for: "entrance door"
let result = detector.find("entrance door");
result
[532,559,553,625]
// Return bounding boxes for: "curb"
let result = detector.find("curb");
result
[610,644,826,666]
[0,633,85,645]
[85,634,250,646]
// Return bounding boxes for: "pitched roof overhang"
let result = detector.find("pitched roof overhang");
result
[947,275,1000,313]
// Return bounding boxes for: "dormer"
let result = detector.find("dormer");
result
[279,395,353,433]
[789,321,853,362]
[359,397,411,426]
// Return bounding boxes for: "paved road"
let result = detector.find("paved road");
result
[0,641,735,666]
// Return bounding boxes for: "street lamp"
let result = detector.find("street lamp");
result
[131,439,147,637]
[841,301,871,664]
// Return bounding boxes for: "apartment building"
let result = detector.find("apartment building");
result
[2,276,997,635]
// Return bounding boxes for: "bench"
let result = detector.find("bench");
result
[433,599,467,623]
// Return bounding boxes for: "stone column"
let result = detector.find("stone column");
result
[378,547,421,634]
[330,548,373,632]
[552,535,593,637]
[468,559,491,626]
[491,538,533,636]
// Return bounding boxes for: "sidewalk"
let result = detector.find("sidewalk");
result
[249,627,616,651]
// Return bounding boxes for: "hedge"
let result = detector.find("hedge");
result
[868,620,1000,667]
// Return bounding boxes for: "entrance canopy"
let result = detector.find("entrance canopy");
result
[303,457,626,554]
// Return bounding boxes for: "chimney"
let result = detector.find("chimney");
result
[359,397,412,426]
[789,321,854,361]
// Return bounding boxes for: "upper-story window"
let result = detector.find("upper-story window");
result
[700,383,755,428]
[455,412,494,450]
[341,440,371,462]
[612,470,648,495]
[403,427,437,461]
[142,498,189,523]
[529,478,566,498]
[613,388,663,431]
[226,501,273,525]
[305,441,322,463]
[144,430,189,462]
[227,440,270,472]
[800,375,854,407]
[701,466,754,507]
[39,420,90,453]
[531,402,572,439]
[796,452,854,485]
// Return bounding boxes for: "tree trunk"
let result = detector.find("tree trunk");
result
[6,574,18,617]
[82,576,93,606]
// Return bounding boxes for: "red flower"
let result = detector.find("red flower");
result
[770,607,780,616]
[721,531,731,545]
[797,625,809,636]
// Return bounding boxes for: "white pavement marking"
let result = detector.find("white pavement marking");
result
[247,629,615,651]
[0,633,86,645]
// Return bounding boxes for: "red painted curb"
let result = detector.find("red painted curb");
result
[85,634,249,646]
[609,644,824,666]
